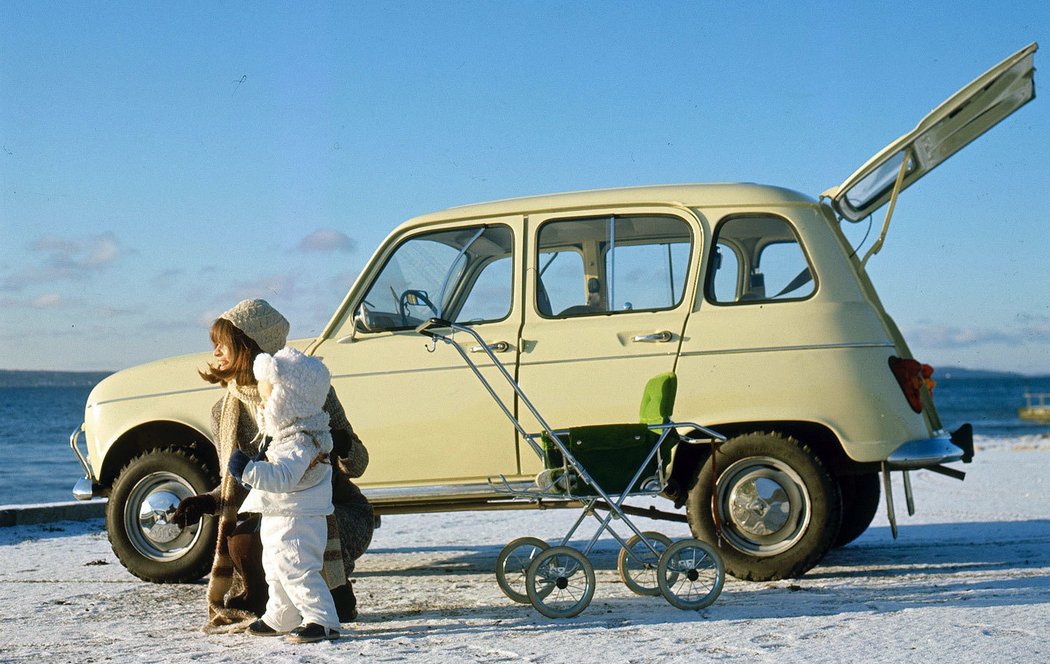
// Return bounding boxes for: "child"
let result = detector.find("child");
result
[227,346,342,643]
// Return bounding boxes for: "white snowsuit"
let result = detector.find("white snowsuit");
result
[240,347,340,632]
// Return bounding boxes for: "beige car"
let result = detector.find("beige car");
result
[72,44,1036,584]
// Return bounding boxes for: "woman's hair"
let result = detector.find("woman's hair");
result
[199,317,264,387]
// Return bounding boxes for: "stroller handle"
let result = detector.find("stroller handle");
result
[415,317,455,338]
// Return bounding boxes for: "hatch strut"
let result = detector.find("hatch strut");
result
[860,151,912,268]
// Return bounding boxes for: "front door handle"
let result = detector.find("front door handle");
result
[470,341,511,353]
[631,331,673,343]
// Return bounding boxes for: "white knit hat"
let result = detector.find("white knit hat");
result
[220,299,289,354]
[253,347,331,432]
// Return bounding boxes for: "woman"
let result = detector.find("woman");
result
[173,299,373,632]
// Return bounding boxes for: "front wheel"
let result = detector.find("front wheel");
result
[685,432,841,581]
[526,546,595,619]
[657,538,725,610]
[106,449,218,583]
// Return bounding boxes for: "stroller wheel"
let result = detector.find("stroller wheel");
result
[526,546,595,618]
[617,531,673,596]
[657,539,725,610]
[496,537,549,604]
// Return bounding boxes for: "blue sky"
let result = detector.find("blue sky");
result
[1,2,1048,374]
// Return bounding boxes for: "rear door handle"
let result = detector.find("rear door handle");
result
[470,341,511,353]
[631,331,673,343]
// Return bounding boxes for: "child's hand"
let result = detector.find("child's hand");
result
[228,449,252,484]
[252,436,271,462]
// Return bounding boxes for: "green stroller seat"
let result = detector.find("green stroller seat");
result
[540,372,679,495]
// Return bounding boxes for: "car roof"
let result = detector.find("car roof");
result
[403,183,818,227]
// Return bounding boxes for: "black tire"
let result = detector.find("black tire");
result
[106,449,218,583]
[685,432,841,581]
[834,472,881,547]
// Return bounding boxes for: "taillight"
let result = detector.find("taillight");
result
[889,356,935,414]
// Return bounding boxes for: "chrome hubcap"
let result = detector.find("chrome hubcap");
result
[717,456,811,556]
[139,490,184,544]
[125,471,200,561]
[728,475,793,536]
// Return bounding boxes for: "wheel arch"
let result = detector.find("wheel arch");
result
[671,420,866,485]
[98,421,218,491]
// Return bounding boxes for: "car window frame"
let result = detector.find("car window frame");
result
[533,212,695,319]
[704,213,818,307]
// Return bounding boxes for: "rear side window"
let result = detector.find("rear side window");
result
[706,215,815,304]
[536,215,692,317]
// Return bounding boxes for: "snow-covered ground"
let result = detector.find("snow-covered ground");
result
[1,438,1047,663]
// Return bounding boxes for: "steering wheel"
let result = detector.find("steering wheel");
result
[397,289,438,325]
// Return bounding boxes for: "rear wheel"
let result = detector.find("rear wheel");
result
[685,432,841,581]
[617,531,673,596]
[106,449,218,583]
[496,537,549,604]
[834,472,881,547]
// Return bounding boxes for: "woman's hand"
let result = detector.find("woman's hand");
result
[172,493,218,527]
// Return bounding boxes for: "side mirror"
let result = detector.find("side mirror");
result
[354,303,375,333]
[338,303,372,344]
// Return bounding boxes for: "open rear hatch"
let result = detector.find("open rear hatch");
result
[824,43,1037,224]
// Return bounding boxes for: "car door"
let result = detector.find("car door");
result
[514,208,700,474]
[313,217,525,487]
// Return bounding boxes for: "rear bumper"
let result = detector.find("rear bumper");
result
[885,424,972,470]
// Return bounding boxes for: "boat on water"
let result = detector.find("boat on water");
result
[1019,392,1050,422]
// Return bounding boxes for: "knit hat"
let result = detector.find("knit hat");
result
[220,299,290,355]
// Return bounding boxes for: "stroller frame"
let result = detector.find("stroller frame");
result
[416,318,727,618]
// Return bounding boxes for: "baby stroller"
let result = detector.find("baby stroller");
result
[416,318,727,618]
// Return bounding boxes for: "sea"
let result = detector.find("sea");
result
[1,377,1049,507]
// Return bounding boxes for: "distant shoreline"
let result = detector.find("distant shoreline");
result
[936,366,1047,380]
[0,370,113,388]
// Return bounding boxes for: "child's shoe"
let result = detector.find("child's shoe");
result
[287,623,340,643]
[247,619,283,637]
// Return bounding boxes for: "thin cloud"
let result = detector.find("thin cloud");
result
[327,269,360,294]
[3,232,126,291]
[217,273,307,307]
[295,229,356,253]
[29,237,79,254]
[33,231,123,270]
[151,268,184,290]
[905,323,1050,349]
[85,234,120,267]
[0,293,79,309]
[32,293,65,309]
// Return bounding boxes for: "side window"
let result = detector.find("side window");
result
[708,245,741,303]
[457,255,512,322]
[611,240,691,311]
[706,215,815,305]
[536,215,691,317]
[357,225,513,331]
[536,249,586,315]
